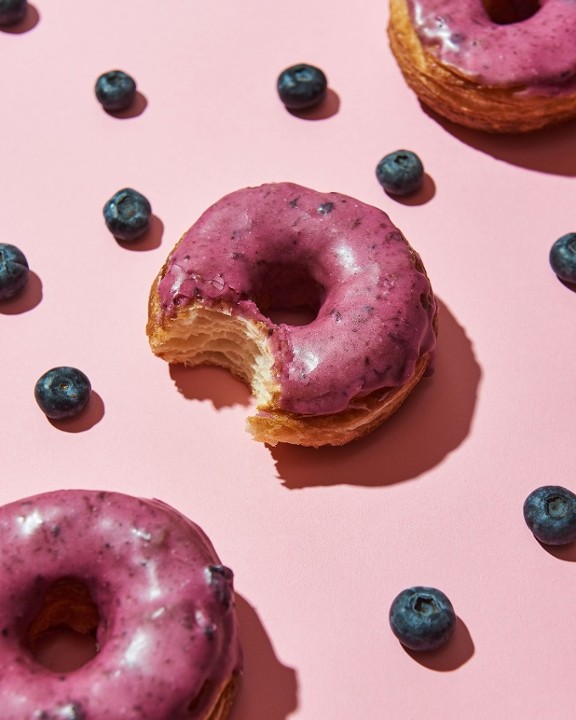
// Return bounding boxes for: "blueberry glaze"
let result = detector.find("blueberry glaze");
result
[409,0,576,93]
[0,490,241,719]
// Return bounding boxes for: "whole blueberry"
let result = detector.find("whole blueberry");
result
[0,0,27,25]
[376,150,424,196]
[277,64,328,110]
[549,233,576,284]
[389,586,456,651]
[103,188,152,241]
[95,70,137,112]
[523,486,576,545]
[0,243,29,300]
[34,367,92,420]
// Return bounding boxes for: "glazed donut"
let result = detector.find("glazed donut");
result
[0,490,242,720]
[388,0,576,132]
[147,182,437,448]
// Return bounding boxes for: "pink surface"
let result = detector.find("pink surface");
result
[1,2,576,718]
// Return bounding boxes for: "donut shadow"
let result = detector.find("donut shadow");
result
[102,91,148,119]
[47,391,105,432]
[0,271,42,314]
[0,3,40,33]
[115,215,164,251]
[422,103,576,176]
[231,594,299,720]
[402,617,475,671]
[169,364,251,409]
[271,298,481,489]
[286,88,340,120]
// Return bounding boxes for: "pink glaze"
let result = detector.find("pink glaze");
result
[157,182,436,416]
[0,490,241,720]
[408,0,576,92]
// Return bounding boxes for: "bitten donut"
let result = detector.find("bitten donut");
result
[388,0,576,132]
[0,490,242,720]
[147,182,437,448]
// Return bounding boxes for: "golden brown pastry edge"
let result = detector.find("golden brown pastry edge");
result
[147,270,437,449]
[388,0,576,133]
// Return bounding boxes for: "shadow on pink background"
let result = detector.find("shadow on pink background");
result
[540,541,576,562]
[426,107,576,176]
[116,214,164,252]
[102,91,148,120]
[47,391,105,433]
[166,298,481,488]
[0,3,40,33]
[272,298,480,488]
[30,592,299,719]
[170,364,251,409]
[0,271,43,314]
[286,88,340,121]
[403,617,474,671]
[231,594,298,720]
[383,172,436,206]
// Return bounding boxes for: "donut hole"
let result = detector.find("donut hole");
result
[26,577,99,672]
[252,262,325,326]
[482,0,541,24]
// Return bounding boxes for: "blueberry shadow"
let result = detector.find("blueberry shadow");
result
[557,277,576,293]
[423,104,576,176]
[271,298,481,489]
[0,271,42,314]
[403,617,474,671]
[103,91,148,119]
[47,391,105,432]
[230,594,299,720]
[287,88,340,120]
[539,540,576,562]
[0,3,40,33]
[169,364,251,409]
[384,173,436,206]
[116,215,164,251]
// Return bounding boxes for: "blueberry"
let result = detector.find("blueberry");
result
[103,188,152,241]
[205,565,234,609]
[376,150,424,196]
[389,586,456,651]
[550,233,576,284]
[277,64,328,110]
[95,70,137,112]
[0,0,27,25]
[34,367,91,420]
[523,486,576,545]
[0,243,29,300]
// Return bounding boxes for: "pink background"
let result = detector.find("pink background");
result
[2,1,576,718]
